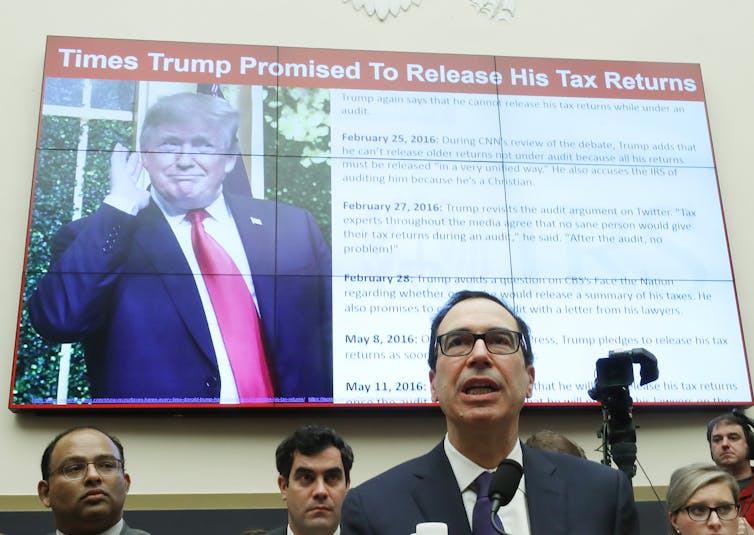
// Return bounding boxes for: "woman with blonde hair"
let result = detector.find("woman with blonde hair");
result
[667,463,754,535]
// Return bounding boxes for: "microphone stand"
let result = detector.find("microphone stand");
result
[487,458,523,535]
[489,510,512,535]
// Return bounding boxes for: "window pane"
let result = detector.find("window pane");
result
[44,78,84,106]
[91,80,136,111]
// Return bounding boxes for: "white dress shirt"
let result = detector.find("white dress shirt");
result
[443,434,531,535]
[287,525,341,535]
[57,518,123,535]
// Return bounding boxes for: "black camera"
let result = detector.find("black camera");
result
[589,348,658,479]
[589,348,659,395]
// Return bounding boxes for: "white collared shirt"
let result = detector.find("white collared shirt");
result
[287,525,341,535]
[151,190,261,404]
[57,518,123,535]
[443,435,531,535]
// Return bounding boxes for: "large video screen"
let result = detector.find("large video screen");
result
[9,36,751,410]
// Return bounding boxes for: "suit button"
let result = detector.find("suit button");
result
[205,376,219,388]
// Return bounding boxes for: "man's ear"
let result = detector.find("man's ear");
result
[224,154,238,174]
[525,366,535,398]
[124,471,131,493]
[429,370,438,402]
[277,475,288,501]
[38,480,51,508]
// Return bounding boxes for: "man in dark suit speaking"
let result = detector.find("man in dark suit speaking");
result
[341,290,638,535]
[29,92,332,404]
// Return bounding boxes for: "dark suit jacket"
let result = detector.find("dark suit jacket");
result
[341,441,639,535]
[29,194,332,402]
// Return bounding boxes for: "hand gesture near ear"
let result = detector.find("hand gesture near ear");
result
[109,142,149,211]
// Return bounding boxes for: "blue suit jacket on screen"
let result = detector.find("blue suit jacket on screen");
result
[341,441,639,535]
[29,194,332,402]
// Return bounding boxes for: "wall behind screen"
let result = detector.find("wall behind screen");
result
[0,0,752,505]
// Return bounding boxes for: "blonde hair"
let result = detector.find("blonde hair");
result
[666,463,739,534]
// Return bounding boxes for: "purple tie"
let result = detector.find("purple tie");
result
[472,472,504,535]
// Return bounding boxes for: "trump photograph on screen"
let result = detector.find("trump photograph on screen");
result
[15,77,333,407]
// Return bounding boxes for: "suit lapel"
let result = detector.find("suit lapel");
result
[225,194,278,345]
[411,442,473,535]
[133,202,215,364]
[522,445,567,535]
[226,194,276,276]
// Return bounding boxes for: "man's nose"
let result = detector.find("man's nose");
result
[466,338,493,366]
[312,477,328,496]
[83,463,102,482]
[175,149,195,166]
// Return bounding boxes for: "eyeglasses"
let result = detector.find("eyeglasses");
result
[681,503,739,522]
[436,329,524,357]
[55,459,123,481]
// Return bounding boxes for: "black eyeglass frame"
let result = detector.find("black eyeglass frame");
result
[435,329,525,357]
[679,503,739,522]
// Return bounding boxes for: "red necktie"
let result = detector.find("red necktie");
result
[187,209,274,401]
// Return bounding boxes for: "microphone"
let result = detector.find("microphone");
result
[488,459,524,535]
[489,459,524,513]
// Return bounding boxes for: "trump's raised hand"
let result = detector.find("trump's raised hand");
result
[109,142,149,211]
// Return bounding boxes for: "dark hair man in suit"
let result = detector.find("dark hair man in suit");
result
[342,290,639,535]
[270,425,354,535]
[707,413,754,527]
[38,426,150,535]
